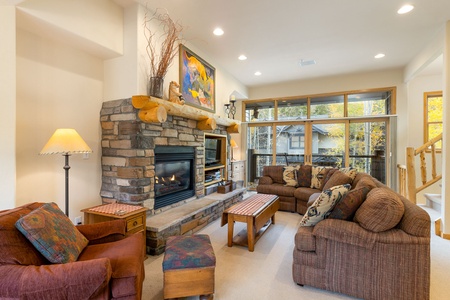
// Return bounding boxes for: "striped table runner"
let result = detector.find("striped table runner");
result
[225,194,278,216]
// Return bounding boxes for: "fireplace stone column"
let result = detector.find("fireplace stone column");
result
[100,98,228,215]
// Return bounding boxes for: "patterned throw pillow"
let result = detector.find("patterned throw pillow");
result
[15,202,88,264]
[300,184,351,227]
[310,166,333,189]
[340,167,358,180]
[327,186,370,220]
[283,165,299,187]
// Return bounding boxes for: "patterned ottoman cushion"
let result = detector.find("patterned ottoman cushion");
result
[163,234,216,271]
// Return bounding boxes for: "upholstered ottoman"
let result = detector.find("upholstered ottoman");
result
[163,234,216,299]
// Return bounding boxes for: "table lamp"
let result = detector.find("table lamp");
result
[40,128,92,216]
[230,139,238,162]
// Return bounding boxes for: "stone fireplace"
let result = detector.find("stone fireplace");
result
[100,98,229,215]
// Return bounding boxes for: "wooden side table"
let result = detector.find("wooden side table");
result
[81,203,148,236]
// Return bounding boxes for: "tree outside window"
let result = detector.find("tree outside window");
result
[424,91,443,149]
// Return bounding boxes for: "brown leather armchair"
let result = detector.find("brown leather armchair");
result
[0,202,145,299]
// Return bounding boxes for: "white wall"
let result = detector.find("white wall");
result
[0,6,17,210]
[15,29,104,221]
[406,74,443,203]
[105,4,248,109]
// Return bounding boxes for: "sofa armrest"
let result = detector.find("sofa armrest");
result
[77,219,126,244]
[258,176,273,185]
[313,219,377,249]
[0,258,111,299]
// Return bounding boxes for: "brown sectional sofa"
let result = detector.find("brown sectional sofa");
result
[256,165,431,299]
[0,202,145,299]
[257,165,350,214]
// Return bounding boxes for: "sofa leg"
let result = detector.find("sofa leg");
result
[297,283,304,287]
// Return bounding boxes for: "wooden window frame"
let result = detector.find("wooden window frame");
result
[423,91,443,151]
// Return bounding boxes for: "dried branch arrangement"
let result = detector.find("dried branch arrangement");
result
[143,9,183,78]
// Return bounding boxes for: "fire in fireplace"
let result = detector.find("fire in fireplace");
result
[154,146,195,210]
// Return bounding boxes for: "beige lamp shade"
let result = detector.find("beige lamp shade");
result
[230,139,238,148]
[40,128,92,155]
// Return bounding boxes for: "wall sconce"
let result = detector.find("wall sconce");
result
[224,95,237,119]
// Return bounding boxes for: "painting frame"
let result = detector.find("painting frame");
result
[179,45,216,113]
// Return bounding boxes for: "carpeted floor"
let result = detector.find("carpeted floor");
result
[142,207,450,300]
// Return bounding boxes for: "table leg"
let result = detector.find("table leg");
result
[247,217,255,252]
[271,213,276,225]
[227,214,234,247]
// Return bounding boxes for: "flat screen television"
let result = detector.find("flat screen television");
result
[205,138,221,166]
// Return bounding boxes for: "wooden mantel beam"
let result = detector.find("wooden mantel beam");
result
[132,95,241,130]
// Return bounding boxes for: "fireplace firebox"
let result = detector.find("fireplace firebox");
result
[154,146,195,210]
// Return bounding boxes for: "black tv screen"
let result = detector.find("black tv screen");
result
[205,138,221,165]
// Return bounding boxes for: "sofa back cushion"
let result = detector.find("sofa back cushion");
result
[322,170,353,191]
[0,202,49,266]
[262,165,285,184]
[327,186,370,220]
[296,165,312,187]
[15,202,88,264]
[354,187,405,232]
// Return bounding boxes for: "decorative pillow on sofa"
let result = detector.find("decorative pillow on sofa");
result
[322,170,353,191]
[327,186,370,220]
[339,167,358,180]
[296,165,312,187]
[300,184,351,227]
[310,166,334,189]
[283,165,299,187]
[15,202,88,264]
[354,187,405,232]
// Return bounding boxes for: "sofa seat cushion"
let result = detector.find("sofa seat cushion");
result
[78,233,145,299]
[15,202,88,264]
[354,187,405,232]
[295,226,316,251]
[0,202,50,266]
[294,187,322,202]
[257,183,296,197]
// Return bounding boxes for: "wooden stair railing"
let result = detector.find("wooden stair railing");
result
[397,133,442,203]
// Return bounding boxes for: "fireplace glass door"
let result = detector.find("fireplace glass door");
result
[154,146,195,210]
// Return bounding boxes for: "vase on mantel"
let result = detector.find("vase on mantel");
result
[148,76,164,99]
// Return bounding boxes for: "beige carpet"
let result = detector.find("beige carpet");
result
[142,208,450,300]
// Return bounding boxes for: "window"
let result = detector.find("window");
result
[424,91,443,149]
[289,135,304,149]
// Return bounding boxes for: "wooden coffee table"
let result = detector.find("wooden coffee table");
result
[221,194,279,252]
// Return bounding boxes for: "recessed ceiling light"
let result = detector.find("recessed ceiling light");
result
[374,53,385,59]
[299,59,317,67]
[213,28,224,36]
[238,55,247,61]
[254,71,262,76]
[397,4,414,14]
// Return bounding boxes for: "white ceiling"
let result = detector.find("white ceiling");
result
[136,0,450,87]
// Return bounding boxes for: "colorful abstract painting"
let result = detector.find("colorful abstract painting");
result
[179,45,216,113]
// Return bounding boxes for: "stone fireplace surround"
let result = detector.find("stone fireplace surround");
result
[100,97,231,214]
[101,98,245,254]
